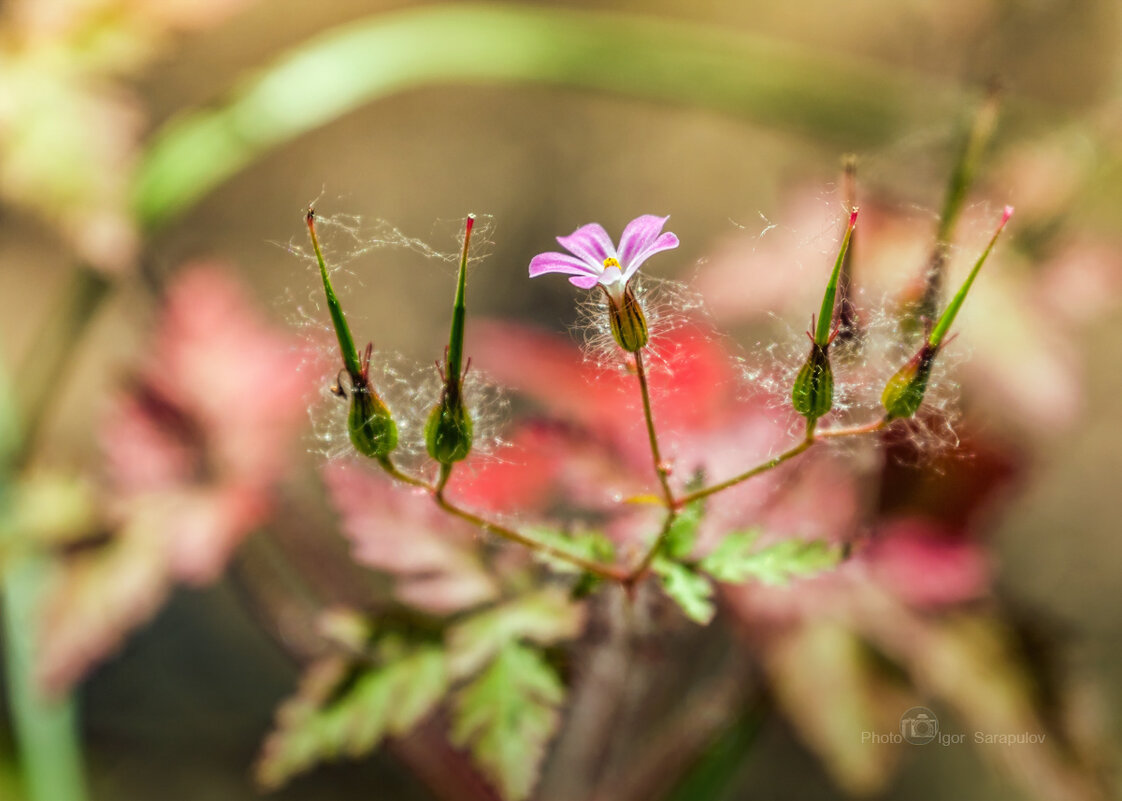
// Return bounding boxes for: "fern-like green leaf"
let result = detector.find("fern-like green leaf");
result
[255,643,446,789]
[661,489,706,560]
[653,556,715,624]
[700,530,840,585]
[447,588,585,679]
[451,642,565,801]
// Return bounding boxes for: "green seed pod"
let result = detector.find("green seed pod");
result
[881,343,938,420]
[425,393,473,464]
[606,284,649,352]
[792,342,834,422]
[348,387,398,458]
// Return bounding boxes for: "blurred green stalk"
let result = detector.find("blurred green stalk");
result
[133,3,960,229]
[2,558,88,801]
[1,306,94,801]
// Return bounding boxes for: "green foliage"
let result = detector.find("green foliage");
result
[259,591,585,799]
[653,556,715,625]
[447,588,585,678]
[451,642,564,801]
[661,493,705,560]
[700,530,840,585]
[530,528,615,572]
[256,639,446,789]
[653,526,840,624]
[529,528,615,596]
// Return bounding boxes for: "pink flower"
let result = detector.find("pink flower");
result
[528,215,679,300]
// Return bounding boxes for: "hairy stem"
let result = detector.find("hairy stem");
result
[634,350,674,508]
[433,494,628,582]
[627,510,679,585]
[377,459,628,582]
[675,417,887,508]
[380,410,884,587]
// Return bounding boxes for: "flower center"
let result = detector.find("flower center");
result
[602,257,621,270]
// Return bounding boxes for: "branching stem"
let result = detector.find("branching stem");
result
[376,459,628,582]
[381,354,886,588]
[626,404,887,582]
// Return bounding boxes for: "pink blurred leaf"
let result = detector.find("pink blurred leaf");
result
[37,264,310,691]
[322,461,500,615]
[866,518,989,607]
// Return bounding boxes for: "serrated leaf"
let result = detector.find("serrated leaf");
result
[451,642,564,801]
[653,556,715,624]
[700,530,840,585]
[447,588,585,679]
[528,528,615,576]
[256,644,447,789]
[661,475,706,559]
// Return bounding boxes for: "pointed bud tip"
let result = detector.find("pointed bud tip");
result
[465,213,476,233]
[1001,205,1014,225]
[848,207,860,229]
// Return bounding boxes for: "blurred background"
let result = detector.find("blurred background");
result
[1,0,1121,799]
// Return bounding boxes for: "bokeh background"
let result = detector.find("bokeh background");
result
[2,0,1121,799]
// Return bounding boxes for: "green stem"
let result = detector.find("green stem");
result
[377,456,433,490]
[678,437,815,509]
[627,509,678,584]
[377,460,627,582]
[0,279,98,801]
[814,417,888,440]
[622,349,679,582]
[433,493,627,582]
[2,558,88,801]
[673,417,888,508]
[634,350,674,508]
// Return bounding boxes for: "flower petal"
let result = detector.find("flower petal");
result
[622,231,679,283]
[557,223,615,268]
[618,215,673,263]
[529,252,599,279]
[569,274,601,289]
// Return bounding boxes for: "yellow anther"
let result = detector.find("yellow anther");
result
[603,257,621,270]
